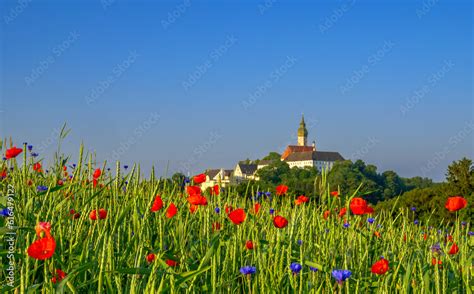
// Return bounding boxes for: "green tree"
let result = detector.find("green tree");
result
[446,157,473,196]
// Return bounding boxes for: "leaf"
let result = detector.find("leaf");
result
[55,262,96,294]
[304,261,325,272]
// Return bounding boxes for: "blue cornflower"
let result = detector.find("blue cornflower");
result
[31,152,39,157]
[325,229,330,233]
[468,231,473,236]
[124,165,129,170]
[411,207,416,212]
[431,243,441,253]
[0,208,10,217]
[27,145,33,151]
[265,192,271,197]
[297,240,303,246]
[240,266,256,275]
[184,177,191,184]
[214,207,220,214]
[414,219,419,225]
[461,221,467,226]
[73,164,77,168]
[290,263,302,274]
[309,266,318,272]
[2,157,6,161]
[367,218,375,224]
[269,208,275,215]
[437,230,442,234]
[37,185,48,192]
[23,142,27,146]
[332,269,352,284]
[343,222,350,228]
[257,191,264,197]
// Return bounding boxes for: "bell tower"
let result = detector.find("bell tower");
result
[297,115,308,146]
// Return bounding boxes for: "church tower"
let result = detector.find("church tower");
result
[297,115,308,146]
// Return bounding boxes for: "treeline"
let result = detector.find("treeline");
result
[234,153,473,223]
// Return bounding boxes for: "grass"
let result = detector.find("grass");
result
[0,143,472,293]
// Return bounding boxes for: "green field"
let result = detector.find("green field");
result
[1,144,472,293]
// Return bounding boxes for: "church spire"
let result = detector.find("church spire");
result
[297,114,308,146]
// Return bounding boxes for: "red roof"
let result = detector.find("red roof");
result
[281,145,314,160]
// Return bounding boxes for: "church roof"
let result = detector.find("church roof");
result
[281,145,315,160]
[206,169,220,179]
[284,151,345,162]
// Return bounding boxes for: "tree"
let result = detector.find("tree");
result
[256,160,290,185]
[262,152,281,161]
[446,157,473,196]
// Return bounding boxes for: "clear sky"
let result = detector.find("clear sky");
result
[1,0,472,181]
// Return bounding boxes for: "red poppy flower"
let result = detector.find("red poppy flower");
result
[253,203,261,215]
[5,147,22,159]
[69,209,80,219]
[273,216,288,228]
[276,185,288,196]
[338,207,347,217]
[245,240,254,250]
[1,169,7,179]
[35,222,52,237]
[51,269,67,284]
[93,179,98,188]
[33,162,42,172]
[350,198,369,215]
[27,236,56,260]
[90,208,107,220]
[166,259,178,267]
[57,179,64,186]
[193,173,206,184]
[93,168,102,179]
[365,206,374,214]
[63,166,67,171]
[147,253,156,263]
[151,195,164,212]
[210,185,220,196]
[187,194,208,206]
[295,195,309,205]
[166,203,177,219]
[189,204,198,214]
[228,208,246,225]
[186,186,202,197]
[374,231,381,238]
[445,196,467,212]
[371,258,389,275]
[448,243,459,255]
[212,222,221,231]
[225,205,233,215]
[331,191,339,197]
[446,235,453,242]
[431,258,442,266]
[323,210,330,220]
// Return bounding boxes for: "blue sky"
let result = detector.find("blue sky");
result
[1,0,472,181]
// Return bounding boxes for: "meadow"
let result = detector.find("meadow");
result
[0,143,472,293]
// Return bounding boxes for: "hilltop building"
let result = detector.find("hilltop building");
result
[281,115,344,170]
[201,115,344,186]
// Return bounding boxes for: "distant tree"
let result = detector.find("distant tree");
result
[256,160,290,185]
[382,170,406,200]
[262,152,281,161]
[446,157,473,196]
[402,176,435,190]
